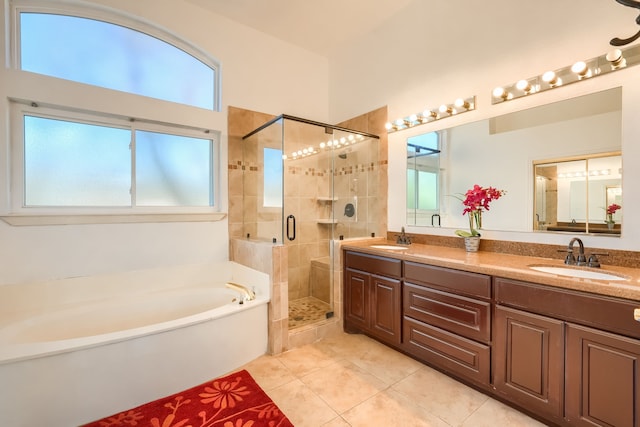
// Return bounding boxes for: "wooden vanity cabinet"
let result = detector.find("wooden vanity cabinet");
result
[344,251,402,346]
[495,277,640,427]
[401,261,492,386]
[565,323,640,427]
[493,305,564,424]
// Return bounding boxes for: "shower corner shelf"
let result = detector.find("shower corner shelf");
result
[317,196,338,202]
[317,219,338,224]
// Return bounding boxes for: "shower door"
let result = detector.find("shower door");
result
[242,115,380,329]
[282,118,336,325]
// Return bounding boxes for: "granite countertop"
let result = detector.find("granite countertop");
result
[341,240,640,302]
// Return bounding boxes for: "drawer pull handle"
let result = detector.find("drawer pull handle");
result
[634,308,640,322]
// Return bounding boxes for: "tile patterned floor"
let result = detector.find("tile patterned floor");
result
[289,296,332,329]
[240,331,548,427]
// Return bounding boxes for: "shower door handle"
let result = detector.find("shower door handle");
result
[286,214,296,241]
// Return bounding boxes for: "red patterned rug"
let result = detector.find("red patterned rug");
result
[81,369,294,427]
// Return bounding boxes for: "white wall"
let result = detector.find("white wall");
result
[328,0,640,251]
[0,0,329,284]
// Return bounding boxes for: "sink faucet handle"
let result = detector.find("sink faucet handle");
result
[587,252,609,268]
[558,248,575,265]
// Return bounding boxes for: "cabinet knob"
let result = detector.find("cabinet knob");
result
[634,308,640,322]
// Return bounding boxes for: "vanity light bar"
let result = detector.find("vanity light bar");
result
[385,96,476,133]
[282,134,366,161]
[492,44,640,104]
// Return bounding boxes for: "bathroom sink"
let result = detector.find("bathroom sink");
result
[528,265,628,281]
[370,244,410,250]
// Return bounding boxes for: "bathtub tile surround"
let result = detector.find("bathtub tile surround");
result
[0,261,270,427]
[231,238,289,355]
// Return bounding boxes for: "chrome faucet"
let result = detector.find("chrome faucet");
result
[396,227,411,245]
[565,237,587,266]
[226,282,256,302]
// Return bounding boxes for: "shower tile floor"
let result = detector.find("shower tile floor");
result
[289,296,332,329]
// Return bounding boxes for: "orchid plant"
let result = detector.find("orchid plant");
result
[454,185,506,237]
[605,203,621,224]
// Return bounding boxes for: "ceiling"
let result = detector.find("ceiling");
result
[183,0,414,57]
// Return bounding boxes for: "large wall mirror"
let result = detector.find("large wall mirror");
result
[407,87,622,235]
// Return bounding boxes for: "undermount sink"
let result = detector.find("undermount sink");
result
[370,244,410,250]
[528,265,629,281]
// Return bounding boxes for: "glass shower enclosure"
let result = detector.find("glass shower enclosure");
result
[242,115,380,329]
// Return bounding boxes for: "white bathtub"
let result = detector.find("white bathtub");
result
[0,261,270,427]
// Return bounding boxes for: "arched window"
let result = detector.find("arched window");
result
[19,11,218,110]
[5,2,222,223]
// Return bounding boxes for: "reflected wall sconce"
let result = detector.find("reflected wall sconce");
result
[492,44,640,104]
[386,96,475,133]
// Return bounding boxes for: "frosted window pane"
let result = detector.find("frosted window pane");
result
[263,148,283,207]
[24,116,131,206]
[136,131,212,206]
[418,171,438,210]
[20,13,214,110]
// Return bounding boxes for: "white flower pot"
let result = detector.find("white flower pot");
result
[464,236,481,252]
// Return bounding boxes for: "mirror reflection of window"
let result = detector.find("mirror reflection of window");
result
[407,131,441,226]
[534,153,621,235]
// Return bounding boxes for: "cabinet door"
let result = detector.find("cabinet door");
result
[370,274,401,345]
[344,268,369,332]
[493,305,564,422]
[566,323,640,427]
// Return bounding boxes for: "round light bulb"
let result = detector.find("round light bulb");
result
[542,71,555,82]
[571,61,587,76]
[492,87,506,98]
[439,104,448,113]
[606,49,622,63]
[516,79,531,92]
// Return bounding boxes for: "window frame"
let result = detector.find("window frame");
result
[2,0,225,225]
[10,102,220,216]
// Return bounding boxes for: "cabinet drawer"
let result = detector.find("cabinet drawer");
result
[403,316,490,386]
[495,277,640,339]
[404,282,490,343]
[404,261,491,299]
[345,251,402,279]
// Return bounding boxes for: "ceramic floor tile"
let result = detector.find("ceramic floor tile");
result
[277,342,340,377]
[301,358,388,413]
[311,330,379,359]
[342,337,423,385]
[240,355,296,392]
[267,378,338,427]
[245,332,555,426]
[392,366,489,426]
[460,398,548,427]
[341,389,450,427]
[320,416,351,427]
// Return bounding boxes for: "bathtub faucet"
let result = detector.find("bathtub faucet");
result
[226,282,256,302]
